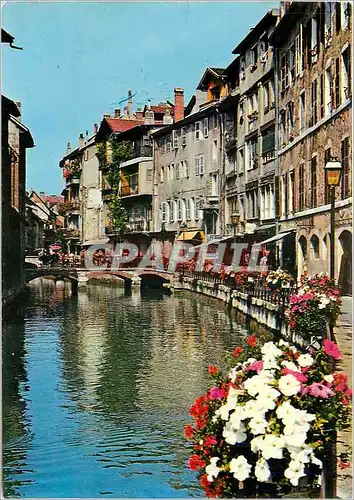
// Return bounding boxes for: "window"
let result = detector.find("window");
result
[335,2,341,33]
[161,202,167,223]
[212,140,218,162]
[341,137,350,199]
[184,160,189,178]
[84,149,89,161]
[324,3,332,47]
[160,166,164,183]
[186,199,191,220]
[324,148,331,204]
[281,52,289,91]
[295,31,301,76]
[247,138,258,170]
[299,236,307,259]
[310,79,317,127]
[169,163,174,181]
[284,173,288,216]
[310,235,320,259]
[172,130,178,149]
[251,43,258,66]
[212,113,218,129]
[287,101,294,136]
[166,139,172,153]
[203,117,209,138]
[194,198,199,220]
[289,170,294,214]
[264,83,269,110]
[175,162,180,180]
[289,44,295,84]
[181,127,187,146]
[298,164,305,211]
[310,156,317,208]
[147,169,153,181]
[334,57,341,108]
[325,66,332,115]
[342,46,351,101]
[343,2,351,30]
[161,142,166,155]
[310,16,318,63]
[195,121,202,141]
[319,74,324,118]
[262,129,275,161]
[169,201,176,223]
[211,174,218,196]
[177,199,184,221]
[238,147,245,174]
[195,155,204,176]
[280,109,286,145]
[300,92,306,131]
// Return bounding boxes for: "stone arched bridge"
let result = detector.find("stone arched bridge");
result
[25,267,173,292]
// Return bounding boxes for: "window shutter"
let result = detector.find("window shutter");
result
[195,157,199,176]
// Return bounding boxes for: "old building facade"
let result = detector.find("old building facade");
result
[270,1,352,292]
[152,74,229,242]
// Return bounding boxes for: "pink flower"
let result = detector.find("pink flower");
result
[246,360,264,373]
[283,367,308,383]
[323,339,341,360]
[307,382,334,399]
[209,387,225,400]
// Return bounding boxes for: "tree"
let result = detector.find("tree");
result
[108,196,128,237]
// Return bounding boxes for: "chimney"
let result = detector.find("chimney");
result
[128,89,133,118]
[123,106,129,119]
[85,130,89,138]
[94,123,98,134]
[66,141,72,154]
[174,88,184,122]
[163,108,173,125]
[103,113,111,119]
[15,101,22,120]
[40,191,45,199]
[79,133,85,147]
[136,107,143,120]
[114,108,121,118]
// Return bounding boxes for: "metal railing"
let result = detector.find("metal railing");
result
[182,270,295,306]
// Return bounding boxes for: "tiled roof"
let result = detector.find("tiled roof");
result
[44,195,64,204]
[106,118,144,133]
[150,105,174,115]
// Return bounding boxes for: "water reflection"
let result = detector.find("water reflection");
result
[3,281,250,498]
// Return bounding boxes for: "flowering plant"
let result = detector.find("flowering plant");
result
[286,273,341,337]
[185,335,351,497]
[265,270,294,290]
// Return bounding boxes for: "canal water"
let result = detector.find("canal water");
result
[3,280,250,498]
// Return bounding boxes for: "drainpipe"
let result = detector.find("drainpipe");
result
[273,46,281,268]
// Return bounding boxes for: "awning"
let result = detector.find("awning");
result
[258,231,293,246]
[176,230,205,242]
[195,236,233,249]
[82,237,110,247]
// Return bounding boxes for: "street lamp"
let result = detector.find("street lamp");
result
[230,211,240,239]
[325,159,342,280]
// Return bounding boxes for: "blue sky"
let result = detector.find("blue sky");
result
[2,1,277,194]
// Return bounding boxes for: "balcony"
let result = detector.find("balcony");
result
[224,126,237,152]
[62,228,80,239]
[131,143,152,159]
[120,185,139,197]
[66,175,80,186]
[59,201,81,215]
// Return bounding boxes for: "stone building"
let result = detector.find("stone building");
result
[152,74,229,243]
[2,95,34,306]
[25,191,62,253]
[222,9,279,249]
[270,1,352,292]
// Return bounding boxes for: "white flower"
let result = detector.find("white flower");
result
[281,360,300,372]
[205,457,221,482]
[255,395,277,411]
[291,448,312,464]
[276,401,298,423]
[229,406,247,429]
[297,354,314,367]
[226,386,239,410]
[215,403,231,421]
[284,459,306,486]
[243,399,265,419]
[279,339,290,347]
[229,455,252,482]
[310,453,323,468]
[278,374,301,396]
[283,427,308,447]
[324,374,334,383]
[262,355,279,370]
[255,457,271,482]
[261,435,285,460]
[244,375,268,397]
[261,342,283,358]
[259,369,276,381]
[249,415,268,435]
[251,435,264,453]
[223,420,247,445]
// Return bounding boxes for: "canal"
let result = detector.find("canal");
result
[3,280,250,498]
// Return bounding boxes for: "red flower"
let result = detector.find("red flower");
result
[233,346,243,358]
[333,373,348,392]
[189,454,206,471]
[204,435,217,447]
[184,424,194,440]
[247,334,257,347]
[323,339,341,360]
[208,365,218,376]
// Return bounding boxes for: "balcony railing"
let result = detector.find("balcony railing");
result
[225,126,237,152]
[62,228,80,238]
[59,201,80,214]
